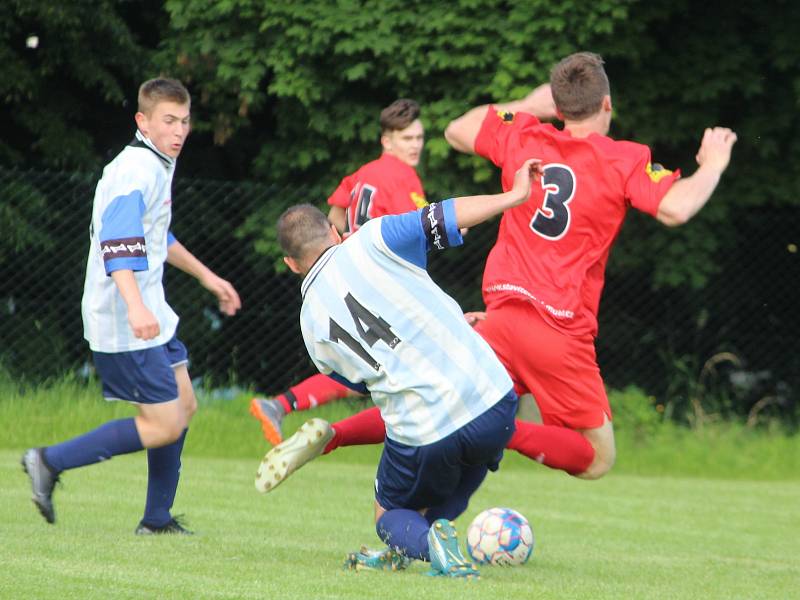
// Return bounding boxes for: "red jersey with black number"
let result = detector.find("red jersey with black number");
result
[475,107,680,337]
[327,152,427,234]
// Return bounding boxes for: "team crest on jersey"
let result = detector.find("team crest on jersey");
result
[645,162,673,183]
[498,110,515,124]
[411,191,428,208]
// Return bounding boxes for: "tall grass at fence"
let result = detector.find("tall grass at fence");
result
[1,374,797,479]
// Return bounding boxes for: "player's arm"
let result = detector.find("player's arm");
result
[328,205,347,234]
[167,239,242,316]
[655,127,737,227]
[453,159,542,228]
[445,84,556,154]
[111,270,159,340]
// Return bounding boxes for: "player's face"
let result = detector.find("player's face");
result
[382,119,424,168]
[136,101,191,158]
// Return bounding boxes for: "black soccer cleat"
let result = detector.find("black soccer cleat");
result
[21,447,60,524]
[135,516,194,536]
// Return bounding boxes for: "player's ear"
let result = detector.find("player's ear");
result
[602,95,612,113]
[284,256,302,275]
[134,111,148,134]
[329,224,342,245]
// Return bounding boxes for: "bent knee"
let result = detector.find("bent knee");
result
[577,445,615,480]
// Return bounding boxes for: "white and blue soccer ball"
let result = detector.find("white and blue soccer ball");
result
[466,507,534,566]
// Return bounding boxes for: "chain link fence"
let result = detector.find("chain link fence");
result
[2,166,798,425]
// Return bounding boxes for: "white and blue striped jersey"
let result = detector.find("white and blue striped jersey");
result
[81,130,180,352]
[299,200,514,446]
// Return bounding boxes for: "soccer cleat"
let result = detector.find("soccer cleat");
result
[254,418,333,493]
[135,516,194,535]
[427,519,480,579]
[343,545,412,572]
[249,397,285,445]
[21,448,60,524]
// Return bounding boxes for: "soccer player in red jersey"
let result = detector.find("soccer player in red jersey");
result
[250,99,428,445]
[443,51,737,478]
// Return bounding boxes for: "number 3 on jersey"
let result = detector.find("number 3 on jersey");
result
[530,164,575,240]
[329,293,400,371]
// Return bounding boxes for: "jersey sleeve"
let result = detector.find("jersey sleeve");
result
[378,199,463,268]
[624,146,682,216]
[474,106,541,168]
[99,189,148,275]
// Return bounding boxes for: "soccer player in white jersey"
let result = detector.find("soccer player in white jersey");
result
[255,159,543,577]
[21,78,241,534]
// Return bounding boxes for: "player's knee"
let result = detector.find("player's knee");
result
[577,443,615,480]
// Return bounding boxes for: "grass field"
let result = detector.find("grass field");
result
[2,384,799,599]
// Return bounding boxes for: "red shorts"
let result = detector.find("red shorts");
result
[474,301,610,430]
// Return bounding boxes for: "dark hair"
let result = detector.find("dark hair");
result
[277,204,332,259]
[380,99,420,134]
[549,52,610,120]
[138,78,191,115]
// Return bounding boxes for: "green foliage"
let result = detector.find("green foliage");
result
[0,0,162,168]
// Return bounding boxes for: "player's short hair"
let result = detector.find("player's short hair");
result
[549,52,610,121]
[277,204,332,260]
[138,78,191,115]
[380,99,421,134]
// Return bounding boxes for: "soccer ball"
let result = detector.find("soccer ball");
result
[466,507,534,566]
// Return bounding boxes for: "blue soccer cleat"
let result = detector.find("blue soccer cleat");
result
[427,519,480,579]
[343,545,412,572]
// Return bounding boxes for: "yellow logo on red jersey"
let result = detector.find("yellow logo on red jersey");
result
[497,110,515,124]
[411,191,428,208]
[646,162,673,183]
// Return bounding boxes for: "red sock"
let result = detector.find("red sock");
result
[324,406,385,454]
[507,419,595,476]
[278,374,352,413]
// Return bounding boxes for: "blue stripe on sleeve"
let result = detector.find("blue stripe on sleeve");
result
[440,199,464,248]
[379,210,428,269]
[100,190,146,242]
[167,231,177,246]
[105,256,149,274]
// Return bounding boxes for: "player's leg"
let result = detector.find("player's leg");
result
[323,405,385,454]
[22,343,183,524]
[138,342,196,534]
[475,302,598,476]
[576,413,616,479]
[250,374,353,445]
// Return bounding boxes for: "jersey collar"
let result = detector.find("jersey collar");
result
[301,245,338,298]
[128,130,175,168]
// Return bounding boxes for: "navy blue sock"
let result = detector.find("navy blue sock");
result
[425,464,487,524]
[43,418,143,473]
[142,428,187,528]
[376,509,430,561]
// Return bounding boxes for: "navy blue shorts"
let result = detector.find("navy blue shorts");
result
[375,391,518,512]
[93,336,188,404]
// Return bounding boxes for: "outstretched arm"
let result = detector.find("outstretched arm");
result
[445,84,556,155]
[167,240,242,315]
[656,127,737,227]
[452,159,543,228]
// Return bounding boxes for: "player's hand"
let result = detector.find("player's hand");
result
[510,158,544,204]
[463,311,486,327]
[201,273,242,316]
[523,84,557,121]
[695,127,737,173]
[128,303,160,340]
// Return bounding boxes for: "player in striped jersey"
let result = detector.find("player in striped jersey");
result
[255,159,543,577]
[250,99,427,445]
[21,78,241,533]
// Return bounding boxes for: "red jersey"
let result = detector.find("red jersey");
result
[327,152,427,233]
[475,107,680,337]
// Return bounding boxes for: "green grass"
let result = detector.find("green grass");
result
[2,379,799,598]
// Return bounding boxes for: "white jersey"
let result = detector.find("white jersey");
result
[299,200,513,446]
[82,130,180,352]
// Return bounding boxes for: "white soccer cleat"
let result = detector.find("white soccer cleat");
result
[254,418,334,493]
